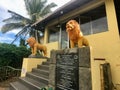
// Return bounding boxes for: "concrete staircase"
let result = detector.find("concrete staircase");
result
[7,58,50,90]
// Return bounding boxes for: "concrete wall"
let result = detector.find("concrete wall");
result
[45,42,59,57]
[21,58,47,77]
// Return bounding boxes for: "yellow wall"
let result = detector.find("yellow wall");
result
[43,27,59,57]
[21,58,47,77]
[45,42,59,57]
[87,0,120,90]
[44,27,49,44]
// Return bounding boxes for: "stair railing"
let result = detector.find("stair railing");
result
[0,66,21,82]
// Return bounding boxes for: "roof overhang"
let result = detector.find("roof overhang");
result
[32,0,96,31]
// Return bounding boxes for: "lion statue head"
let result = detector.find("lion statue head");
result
[26,37,36,48]
[66,20,83,37]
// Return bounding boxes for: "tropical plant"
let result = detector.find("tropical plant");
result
[0,43,31,68]
[1,0,57,43]
[19,37,26,46]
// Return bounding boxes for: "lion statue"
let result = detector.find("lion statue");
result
[27,37,47,57]
[66,20,89,48]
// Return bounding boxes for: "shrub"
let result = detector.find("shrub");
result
[0,43,31,68]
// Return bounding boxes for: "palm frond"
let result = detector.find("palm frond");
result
[1,23,25,33]
[8,10,30,21]
[40,3,57,17]
[15,24,31,37]
[24,0,46,15]
[11,25,32,44]
[24,0,57,21]
[3,10,31,24]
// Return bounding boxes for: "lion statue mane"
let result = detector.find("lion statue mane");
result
[27,37,47,56]
[66,20,89,48]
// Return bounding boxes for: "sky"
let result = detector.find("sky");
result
[0,0,71,45]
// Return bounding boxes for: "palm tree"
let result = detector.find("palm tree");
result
[1,0,57,43]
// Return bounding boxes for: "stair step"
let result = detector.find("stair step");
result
[26,72,49,85]
[10,81,30,90]
[37,65,49,70]
[32,72,49,79]
[7,59,50,90]
[42,61,50,65]
[19,77,46,90]
[32,68,49,76]
[5,88,10,90]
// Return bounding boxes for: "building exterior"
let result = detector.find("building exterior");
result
[32,0,120,90]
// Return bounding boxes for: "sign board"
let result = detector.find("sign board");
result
[56,53,79,90]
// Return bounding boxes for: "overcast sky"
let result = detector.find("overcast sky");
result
[0,0,71,18]
[0,0,71,45]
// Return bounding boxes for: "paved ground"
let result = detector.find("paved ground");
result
[0,87,5,90]
[0,77,19,90]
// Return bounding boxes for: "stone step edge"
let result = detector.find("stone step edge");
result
[27,72,49,82]
[19,77,41,89]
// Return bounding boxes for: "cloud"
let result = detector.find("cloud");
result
[0,0,29,18]
[0,34,14,43]
[0,30,20,45]
[0,6,10,17]
[48,0,71,10]
[0,28,20,43]
[0,6,11,28]
[6,29,21,35]
[0,37,13,42]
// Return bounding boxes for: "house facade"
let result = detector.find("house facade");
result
[32,0,120,89]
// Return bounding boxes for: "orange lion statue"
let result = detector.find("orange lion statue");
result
[27,37,47,57]
[66,20,89,48]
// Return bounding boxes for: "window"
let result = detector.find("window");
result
[48,25,59,43]
[61,23,68,49]
[80,4,108,35]
[48,23,68,49]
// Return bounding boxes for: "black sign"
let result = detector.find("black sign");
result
[56,53,79,90]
